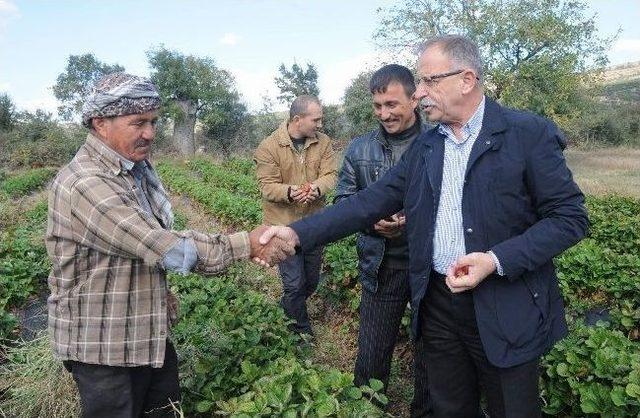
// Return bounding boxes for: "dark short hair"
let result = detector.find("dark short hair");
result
[289,95,322,120]
[369,64,416,97]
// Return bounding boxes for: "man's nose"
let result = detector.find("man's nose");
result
[142,123,155,140]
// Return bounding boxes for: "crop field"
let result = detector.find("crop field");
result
[0,151,639,417]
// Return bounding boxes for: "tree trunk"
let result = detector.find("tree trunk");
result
[173,99,197,155]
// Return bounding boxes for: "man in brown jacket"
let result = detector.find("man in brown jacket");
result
[254,95,337,335]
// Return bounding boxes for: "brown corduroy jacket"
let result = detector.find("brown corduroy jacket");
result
[254,121,337,226]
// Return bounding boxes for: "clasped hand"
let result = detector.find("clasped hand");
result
[445,252,496,293]
[250,226,301,267]
[249,225,296,267]
[290,183,320,204]
[373,213,406,239]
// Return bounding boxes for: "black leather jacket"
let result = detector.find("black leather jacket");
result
[334,122,428,292]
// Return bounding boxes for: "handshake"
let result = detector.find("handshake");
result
[248,225,301,267]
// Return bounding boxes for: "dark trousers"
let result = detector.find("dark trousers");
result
[413,271,541,418]
[278,246,323,334]
[63,340,180,418]
[354,263,411,390]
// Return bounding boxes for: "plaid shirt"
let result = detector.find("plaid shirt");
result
[46,133,250,367]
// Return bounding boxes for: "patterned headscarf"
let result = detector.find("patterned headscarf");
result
[81,72,161,128]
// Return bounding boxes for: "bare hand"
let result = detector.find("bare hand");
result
[445,252,496,293]
[373,213,406,239]
[249,225,296,267]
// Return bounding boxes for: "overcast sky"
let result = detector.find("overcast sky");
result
[0,0,638,116]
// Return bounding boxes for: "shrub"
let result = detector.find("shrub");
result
[169,267,384,416]
[0,200,49,340]
[0,168,57,197]
[541,323,640,416]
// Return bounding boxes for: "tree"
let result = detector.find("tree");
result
[0,93,16,131]
[374,0,617,121]
[201,92,249,158]
[148,47,246,155]
[342,71,377,138]
[274,63,320,105]
[52,54,124,121]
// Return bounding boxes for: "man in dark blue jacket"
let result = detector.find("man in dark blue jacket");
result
[335,64,429,402]
[258,34,588,418]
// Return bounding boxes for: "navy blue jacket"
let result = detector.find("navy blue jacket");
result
[334,121,429,292]
[291,97,588,367]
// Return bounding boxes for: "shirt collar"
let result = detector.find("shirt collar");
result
[85,133,142,176]
[438,96,486,144]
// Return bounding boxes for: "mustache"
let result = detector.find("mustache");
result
[134,139,151,148]
[420,98,437,107]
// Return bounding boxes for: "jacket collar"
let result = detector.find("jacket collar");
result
[372,110,430,146]
[419,95,508,194]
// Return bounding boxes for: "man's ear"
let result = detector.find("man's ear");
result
[461,70,478,94]
[92,117,108,137]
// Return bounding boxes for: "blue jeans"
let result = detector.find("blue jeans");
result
[278,246,323,334]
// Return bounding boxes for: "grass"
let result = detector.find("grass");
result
[0,335,80,418]
[566,147,640,198]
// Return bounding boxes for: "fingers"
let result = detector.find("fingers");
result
[374,219,395,228]
[259,226,278,245]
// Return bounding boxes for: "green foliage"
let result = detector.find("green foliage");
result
[555,195,640,334]
[0,168,56,197]
[0,110,85,169]
[187,158,259,199]
[52,53,125,121]
[342,71,377,139]
[322,104,349,141]
[222,157,256,177]
[274,63,320,106]
[173,210,188,231]
[169,267,383,417]
[321,237,360,311]
[156,161,261,228]
[0,92,16,131]
[542,195,640,416]
[541,323,640,416]
[374,0,616,123]
[0,201,49,340]
[564,100,640,146]
[148,46,248,155]
[255,95,284,142]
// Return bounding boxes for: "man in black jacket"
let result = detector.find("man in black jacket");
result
[334,65,430,408]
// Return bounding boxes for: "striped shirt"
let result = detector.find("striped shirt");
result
[46,133,250,367]
[432,97,486,275]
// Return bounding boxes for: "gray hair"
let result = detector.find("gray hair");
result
[289,95,321,120]
[421,35,484,81]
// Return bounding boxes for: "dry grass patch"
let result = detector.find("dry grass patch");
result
[0,335,80,418]
[566,147,640,198]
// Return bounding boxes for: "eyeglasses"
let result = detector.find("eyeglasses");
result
[417,69,478,88]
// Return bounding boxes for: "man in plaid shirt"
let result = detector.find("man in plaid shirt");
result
[46,72,292,418]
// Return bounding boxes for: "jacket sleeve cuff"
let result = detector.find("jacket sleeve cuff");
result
[228,231,251,261]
